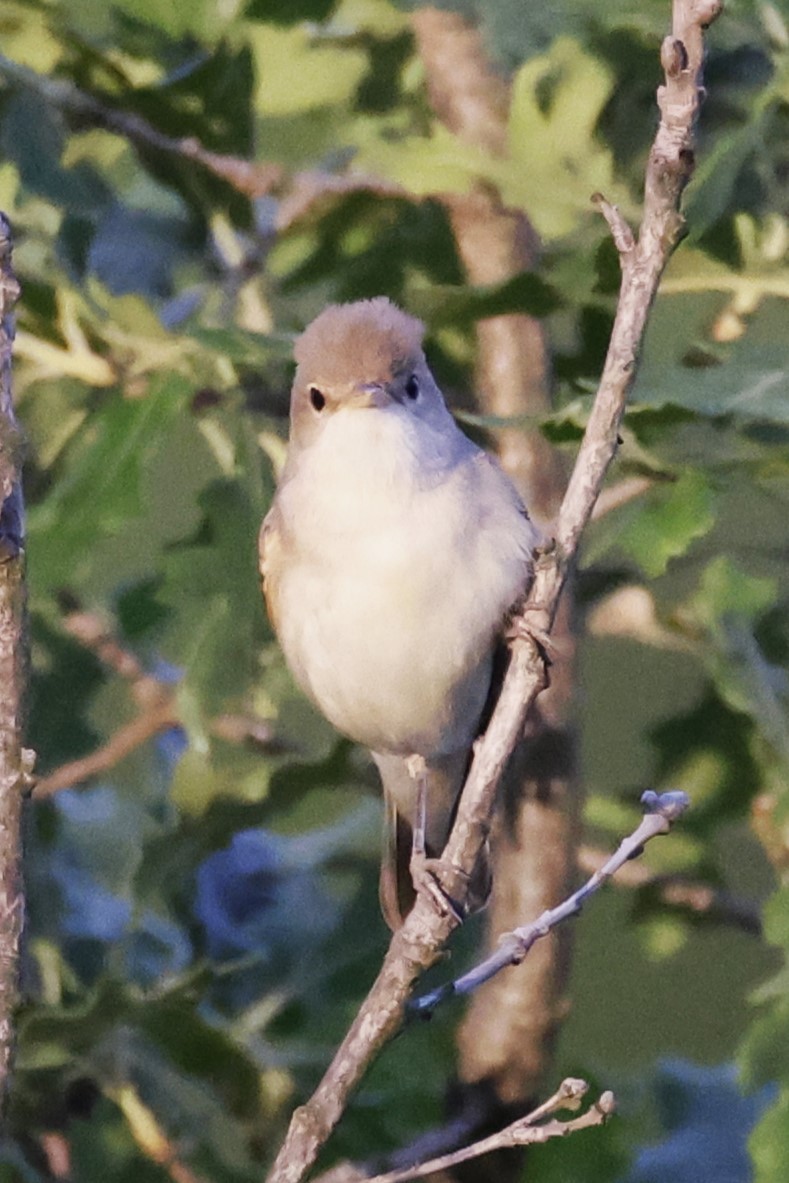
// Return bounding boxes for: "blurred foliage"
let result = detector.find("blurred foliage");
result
[0,0,787,1179]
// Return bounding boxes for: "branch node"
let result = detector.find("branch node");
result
[558,1077,589,1108]
[597,1091,617,1118]
[592,193,636,257]
[641,788,690,823]
[660,36,688,76]
[697,0,723,30]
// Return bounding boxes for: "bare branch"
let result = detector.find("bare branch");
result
[411,793,689,1018]
[314,1080,614,1183]
[361,1080,614,1183]
[33,699,177,798]
[0,212,29,1113]
[0,52,284,200]
[265,4,719,1180]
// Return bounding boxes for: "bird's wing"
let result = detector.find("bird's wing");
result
[258,506,284,636]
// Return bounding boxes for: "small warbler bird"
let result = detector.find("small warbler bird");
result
[260,298,538,928]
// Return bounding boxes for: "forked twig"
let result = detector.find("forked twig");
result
[410,791,689,1018]
[330,1079,615,1183]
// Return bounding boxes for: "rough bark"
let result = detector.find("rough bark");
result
[0,212,28,1118]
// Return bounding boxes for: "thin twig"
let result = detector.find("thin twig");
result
[0,53,404,230]
[0,212,30,1115]
[315,1079,614,1183]
[361,1079,614,1183]
[33,699,177,797]
[410,792,689,1017]
[265,5,719,1180]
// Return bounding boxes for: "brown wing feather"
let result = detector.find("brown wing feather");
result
[258,508,283,636]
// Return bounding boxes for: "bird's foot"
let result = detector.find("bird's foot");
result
[505,613,560,660]
[410,853,469,923]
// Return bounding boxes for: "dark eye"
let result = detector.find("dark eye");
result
[309,386,326,412]
[404,374,419,400]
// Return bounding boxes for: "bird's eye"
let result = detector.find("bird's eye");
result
[404,374,419,400]
[309,386,326,412]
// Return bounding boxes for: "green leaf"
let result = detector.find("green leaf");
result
[762,887,789,950]
[685,117,767,239]
[639,296,789,425]
[354,119,492,199]
[27,372,192,590]
[503,38,631,237]
[187,325,294,364]
[650,689,761,824]
[691,557,777,629]
[741,999,789,1091]
[617,469,716,577]
[406,272,563,324]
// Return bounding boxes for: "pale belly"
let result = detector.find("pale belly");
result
[277,498,524,756]
[271,408,535,757]
[279,553,493,755]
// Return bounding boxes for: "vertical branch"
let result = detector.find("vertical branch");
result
[0,213,28,1115]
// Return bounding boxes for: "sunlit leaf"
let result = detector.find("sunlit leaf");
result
[617,469,716,578]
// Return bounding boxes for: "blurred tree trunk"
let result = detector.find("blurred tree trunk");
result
[412,9,579,1169]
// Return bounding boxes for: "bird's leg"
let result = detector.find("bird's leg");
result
[407,753,429,863]
[405,754,464,922]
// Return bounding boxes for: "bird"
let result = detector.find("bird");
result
[259,297,539,929]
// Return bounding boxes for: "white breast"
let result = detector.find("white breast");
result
[274,405,536,757]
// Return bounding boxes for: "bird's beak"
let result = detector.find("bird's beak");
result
[350,382,397,409]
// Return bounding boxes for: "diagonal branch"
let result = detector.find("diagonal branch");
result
[265,4,720,1182]
[0,53,404,231]
[411,792,689,1017]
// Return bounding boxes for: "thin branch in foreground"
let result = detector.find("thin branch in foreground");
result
[0,213,30,1114]
[362,1079,614,1183]
[409,791,689,1019]
[266,5,719,1180]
